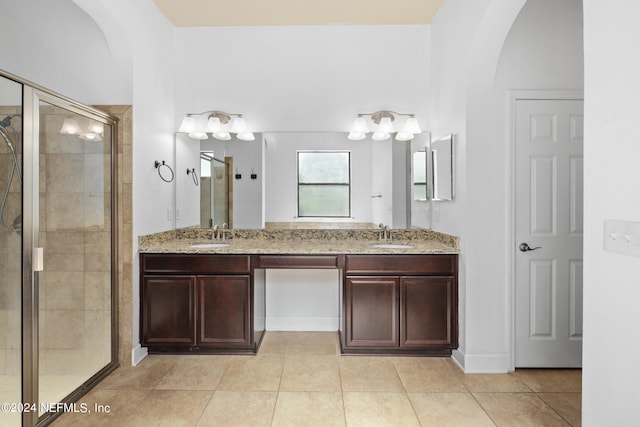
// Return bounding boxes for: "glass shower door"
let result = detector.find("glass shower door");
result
[36,101,113,414]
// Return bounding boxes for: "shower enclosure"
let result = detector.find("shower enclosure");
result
[0,71,118,426]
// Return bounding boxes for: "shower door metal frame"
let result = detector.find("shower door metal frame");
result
[17,77,119,426]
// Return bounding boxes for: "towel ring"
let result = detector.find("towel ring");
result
[154,160,174,183]
[186,168,199,186]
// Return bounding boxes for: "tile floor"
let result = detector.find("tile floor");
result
[51,332,581,426]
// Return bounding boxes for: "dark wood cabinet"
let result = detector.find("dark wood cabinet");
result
[142,275,196,346]
[342,254,458,355]
[198,275,251,347]
[140,254,260,354]
[400,276,455,348]
[345,276,399,347]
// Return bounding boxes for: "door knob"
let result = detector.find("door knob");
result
[519,243,541,252]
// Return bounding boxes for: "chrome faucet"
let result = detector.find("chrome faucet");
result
[220,223,229,242]
[378,223,392,241]
[211,224,219,240]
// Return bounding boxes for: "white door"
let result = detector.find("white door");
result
[515,99,583,367]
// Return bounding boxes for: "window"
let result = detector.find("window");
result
[297,151,351,217]
[412,150,428,201]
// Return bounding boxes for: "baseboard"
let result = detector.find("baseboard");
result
[131,343,148,366]
[452,349,465,372]
[266,317,338,331]
[459,352,510,373]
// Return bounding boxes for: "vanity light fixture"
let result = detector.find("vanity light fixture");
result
[178,110,255,141]
[348,111,422,141]
[60,117,104,141]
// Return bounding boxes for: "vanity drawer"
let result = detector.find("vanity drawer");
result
[255,255,339,269]
[345,254,456,275]
[141,254,251,274]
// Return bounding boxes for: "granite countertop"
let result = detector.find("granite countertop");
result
[138,228,459,255]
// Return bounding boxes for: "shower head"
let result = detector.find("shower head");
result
[12,214,21,235]
[0,116,12,128]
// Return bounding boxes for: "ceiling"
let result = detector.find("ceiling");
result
[152,0,445,27]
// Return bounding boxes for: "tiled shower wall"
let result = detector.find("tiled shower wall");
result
[99,105,133,368]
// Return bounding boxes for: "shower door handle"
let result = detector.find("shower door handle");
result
[34,247,44,271]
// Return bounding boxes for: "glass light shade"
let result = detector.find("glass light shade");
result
[378,117,395,133]
[395,131,414,141]
[205,116,222,133]
[178,116,195,133]
[60,118,80,134]
[188,131,208,140]
[372,131,390,141]
[213,132,231,141]
[237,132,255,141]
[230,117,248,134]
[403,117,421,134]
[79,132,102,141]
[350,117,369,134]
[348,132,366,141]
[87,121,104,134]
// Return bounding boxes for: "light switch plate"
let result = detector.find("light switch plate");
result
[604,219,640,257]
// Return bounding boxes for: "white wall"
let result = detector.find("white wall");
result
[74,0,177,362]
[173,25,430,133]
[175,133,201,227]
[495,0,584,89]
[582,1,640,423]
[430,0,583,372]
[0,0,131,104]
[266,270,340,330]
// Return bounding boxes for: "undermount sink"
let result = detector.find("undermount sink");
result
[372,243,413,249]
[189,243,230,248]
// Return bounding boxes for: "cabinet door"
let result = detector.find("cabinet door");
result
[345,276,399,347]
[198,275,251,347]
[400,276,455,348]
[142,275,196,346]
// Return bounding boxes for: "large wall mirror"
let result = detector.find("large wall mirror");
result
[175,132,432,230]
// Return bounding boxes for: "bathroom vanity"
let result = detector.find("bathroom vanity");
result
[140,254,256,353]
[139,229,458,356]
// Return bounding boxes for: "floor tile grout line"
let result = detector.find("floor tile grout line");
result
[192,389,216,427]
[333,333,348,427]
[337,351,349,427]
[268,338,288,426]
[454,367,501,425]
[390,358,425,425]
[404,390,424,426]
[534,391,576,426]
[468,391,499,427]
[191,356,235,426]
